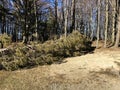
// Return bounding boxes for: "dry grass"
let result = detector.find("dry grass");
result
[0,49,120,90]
[0,68,50,90]
[90,67,120,78]
[0,67,75,90]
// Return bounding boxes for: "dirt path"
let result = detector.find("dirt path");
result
[0,49,120,90]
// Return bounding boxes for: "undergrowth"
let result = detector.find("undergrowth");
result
[0,34,11,48]
[0,31,94,70]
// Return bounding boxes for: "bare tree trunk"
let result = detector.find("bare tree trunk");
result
[114,0,120,47]
[71,0,75,32]
[55,0,58,34]
[114,16,120,47]
[64,0,68,37]
[112,0,116,44]
[34,0,38,41]
[61,0,65,34]
[104,0,108,48]
[90,8,93,41]
[88,9,92,39]
[96,0,101,48]
[1,16,5,34]
[23,0,28,44]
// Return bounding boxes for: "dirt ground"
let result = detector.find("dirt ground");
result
[0,48,120,90]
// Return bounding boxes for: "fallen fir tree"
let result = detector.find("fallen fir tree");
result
[0,31,94,70]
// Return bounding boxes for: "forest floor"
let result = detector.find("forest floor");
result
[0,47,120,90]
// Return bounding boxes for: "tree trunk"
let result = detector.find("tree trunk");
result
[34,0,38,41]
[112,1,116,44]
[23,0,28,44]
[61,0,65,34]
[114,0,120,47]
[64,0,68,37]
[96,0,100,48]
[104,0,108,48]
[71,0,75,32]
[55,0,58,35]
[90,8,93,41]
[1,16,5,34]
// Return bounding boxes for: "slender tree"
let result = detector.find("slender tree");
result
[96,0,101,48]
[104,0,109,48]
[64,0,68,37]
[55,0,58,34]
[111,0,116,44]
[71,0,75,32]
[34,0,38,41]
[114,0,120,47]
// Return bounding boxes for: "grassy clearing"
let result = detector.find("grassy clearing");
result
[0,67,80,90]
